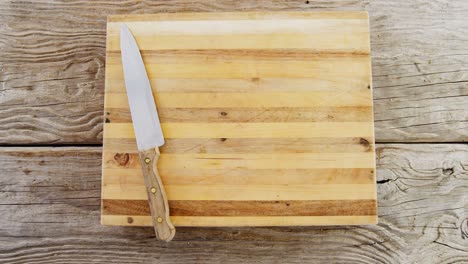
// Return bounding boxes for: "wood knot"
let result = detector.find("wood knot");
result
[359,138,371,151]
[461,218,468,240]
[359,138,369,145]
[105,118,111,123]
[114,153,129,166]
[442,167,454,176]
[220,111,228,116]
[220,138,227,142]
[367,84,371,89]
[127,217,134,224]
[251,77,260,82]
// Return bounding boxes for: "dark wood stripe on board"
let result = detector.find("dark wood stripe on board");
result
[103,199,377,216]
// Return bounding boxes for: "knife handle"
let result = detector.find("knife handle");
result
[138,147,175,241]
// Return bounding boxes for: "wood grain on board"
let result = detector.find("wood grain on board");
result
[1,145,466,263]
[101,11,377,226]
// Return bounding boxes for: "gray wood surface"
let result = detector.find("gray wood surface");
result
[0,0,466,263]
[0,145,466,263]
[0,0,467,144]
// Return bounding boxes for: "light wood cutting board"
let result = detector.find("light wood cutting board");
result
[101,11,377,227]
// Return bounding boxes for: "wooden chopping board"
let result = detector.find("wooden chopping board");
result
[101,11,377,227]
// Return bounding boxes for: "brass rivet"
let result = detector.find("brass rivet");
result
[144,158,151,164]
[150,187,156,194]
[157,217,163,223]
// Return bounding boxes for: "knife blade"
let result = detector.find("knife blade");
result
[120,24,175,241]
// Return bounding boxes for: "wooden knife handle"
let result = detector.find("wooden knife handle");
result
[138,147,175,241]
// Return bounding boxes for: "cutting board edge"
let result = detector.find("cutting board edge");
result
[107,11,369,23]
[101,10,377,227]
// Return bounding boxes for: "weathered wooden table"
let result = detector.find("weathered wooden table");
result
[0,1,467,263]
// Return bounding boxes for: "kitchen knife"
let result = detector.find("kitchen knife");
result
[120,24,175,241]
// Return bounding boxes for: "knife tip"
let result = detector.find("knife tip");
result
[120,24,132,49]
[120,23,129,35]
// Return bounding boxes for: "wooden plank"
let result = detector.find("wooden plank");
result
[0,1,466,144]
[105,58,370,80]
[102,184,376,201]
[102,152,375,169]
[102,168,375,185]
[102,200,377,216]
[370,1,468,142]
[106,16,370,51]
[102,215,378,226]
[107,32,369,52]
[103,137,374,153]
[105,92,373,108]
[105,107,374,123]
[107,10,367,22]
[107,17,367,36]
[0,144,466,262]
[104,122,374,138]
[105,75,371,93]
[107,11,369,22]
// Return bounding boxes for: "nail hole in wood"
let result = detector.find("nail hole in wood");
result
[460,218,467,239]
[442,168,454,175]
[377,179,391,184]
